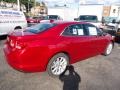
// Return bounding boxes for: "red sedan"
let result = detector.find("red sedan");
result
[4,21,114,76]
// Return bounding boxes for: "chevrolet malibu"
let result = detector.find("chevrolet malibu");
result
[4,21,114,77]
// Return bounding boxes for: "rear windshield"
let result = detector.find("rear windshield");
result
[79,15,98,22]
[33,17,38,19]
[47,15,58,20]
[25,23,56,33]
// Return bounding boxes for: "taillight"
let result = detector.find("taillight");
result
[9,39,26,49]
[10,40,15,47]
[15,42,26,49]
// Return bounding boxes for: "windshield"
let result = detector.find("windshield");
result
[79,15,98,22]
[33,17,39,19]
[25,23,56,33]
[104,17,117,23]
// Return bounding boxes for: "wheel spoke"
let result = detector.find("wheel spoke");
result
[52,67,58,74]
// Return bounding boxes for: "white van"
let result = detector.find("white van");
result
[0,9,27,36]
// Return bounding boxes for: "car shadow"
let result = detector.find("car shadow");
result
[59,65,81,90]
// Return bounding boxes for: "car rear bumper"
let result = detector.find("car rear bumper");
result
[3,44,46,72]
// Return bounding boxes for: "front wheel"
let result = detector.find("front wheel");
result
[103,42,113,56]
[47,53,69,77]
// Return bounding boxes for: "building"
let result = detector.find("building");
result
[31,2,47,16]
[109,5,120,18]
[0,1,26,12]
[102,6,111,17]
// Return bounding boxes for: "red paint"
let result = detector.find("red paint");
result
[4,21,113,72]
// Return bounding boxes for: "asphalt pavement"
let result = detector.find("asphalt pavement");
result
[0,38,120,90]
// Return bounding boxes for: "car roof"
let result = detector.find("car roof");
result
[79,15,97,16]
[52,21,89,25]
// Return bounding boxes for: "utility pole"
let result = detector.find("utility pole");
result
[17,0,20,11]
[34,0,36,16]
[118,7,120,18]
[34,0,36,8]
[28,0,30,12]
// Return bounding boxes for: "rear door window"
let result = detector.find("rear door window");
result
[62,24,86,36]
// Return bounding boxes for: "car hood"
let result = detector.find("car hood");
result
[107,23,116,27]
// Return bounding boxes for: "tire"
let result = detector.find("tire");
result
[103,42,113,56]
[14,26,22,30]
[47,53,69,77]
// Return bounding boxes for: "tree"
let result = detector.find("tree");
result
[0,0,16,3]
[0,0,35,12]
[20,0,34,12]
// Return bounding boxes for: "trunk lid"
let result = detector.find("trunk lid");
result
[7,29,38,49]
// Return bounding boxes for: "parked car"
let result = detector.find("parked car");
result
[105,18,120,31]
[33,16,46,23]
[4,21,114,77]
[26,16,37,23]
[104,19,120,39]
[46,15,63,20]
[0,9,27,36]
[74,15,98,22]
[40,15,63,23]
[74,15,105,30]
[26,16,45,23]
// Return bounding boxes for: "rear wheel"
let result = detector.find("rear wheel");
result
[103,42,113,56]
[47,53,69,77]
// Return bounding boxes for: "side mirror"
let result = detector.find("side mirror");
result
[102,32,107,36]
[98,32,107,36]
[98,32,103,36]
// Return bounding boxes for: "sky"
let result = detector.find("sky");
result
[37,0,120,6]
